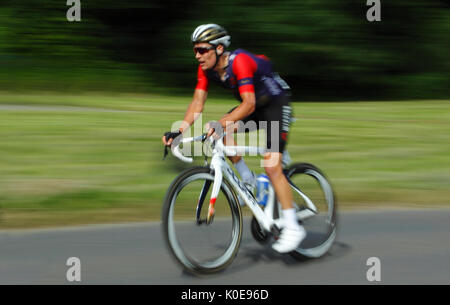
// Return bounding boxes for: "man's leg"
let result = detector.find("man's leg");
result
[264,153,292,209]
[223,131,255,187]
[264,152,305,253]
[220,108,257,187]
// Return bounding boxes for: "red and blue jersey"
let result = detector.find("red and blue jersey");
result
[196,49,290,105]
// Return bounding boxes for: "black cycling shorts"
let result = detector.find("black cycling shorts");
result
[227,95,292,153]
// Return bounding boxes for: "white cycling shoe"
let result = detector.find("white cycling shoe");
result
[272,226,306,253]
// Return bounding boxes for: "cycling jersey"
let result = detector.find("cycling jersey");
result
[195,49,290,107]
[196,48,293,153]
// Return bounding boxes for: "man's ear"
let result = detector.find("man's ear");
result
[216,45,224,55]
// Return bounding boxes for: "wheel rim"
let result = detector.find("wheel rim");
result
[166,173,241,270]
[287,166,337,257]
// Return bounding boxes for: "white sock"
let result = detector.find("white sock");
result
[235,159,253,184]
[283,208,301,230]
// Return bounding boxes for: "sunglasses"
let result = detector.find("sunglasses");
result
[193,46,215,55]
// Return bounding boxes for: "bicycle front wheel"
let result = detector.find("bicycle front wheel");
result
[284,163,338,259]
[162,167,242,275]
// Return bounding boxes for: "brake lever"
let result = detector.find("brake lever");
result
[201,133,210,165]
[163,145,169,160]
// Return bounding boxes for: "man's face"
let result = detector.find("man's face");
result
[194,43,217,70]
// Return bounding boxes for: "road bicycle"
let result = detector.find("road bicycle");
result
[161,133,337,275]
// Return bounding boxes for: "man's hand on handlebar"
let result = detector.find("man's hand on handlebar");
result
[206,121,225,140]
[162,130,183,160]
[162,130,182,146]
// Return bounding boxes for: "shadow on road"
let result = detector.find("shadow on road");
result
[178,237,352,279]
[237,240,352,269]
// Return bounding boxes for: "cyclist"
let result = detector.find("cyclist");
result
[162,24,305,253]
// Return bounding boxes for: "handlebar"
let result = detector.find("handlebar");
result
[166,133,266,163]
[172,134,207,163]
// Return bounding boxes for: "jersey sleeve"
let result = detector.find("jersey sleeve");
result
[195,65,209,91]
[232,53,257,94]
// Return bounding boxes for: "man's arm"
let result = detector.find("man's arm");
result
[218,91,255,129]
[162,89,207,146]
[180,89,208,132]
[218,52,257,130]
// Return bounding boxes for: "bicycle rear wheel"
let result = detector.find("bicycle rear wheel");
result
[284,163,337,259]
[162,167,242,275]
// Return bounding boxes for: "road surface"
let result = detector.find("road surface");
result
[0,208,449,284]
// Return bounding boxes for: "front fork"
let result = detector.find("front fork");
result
[196,157,223,225]
[196,180,211,224]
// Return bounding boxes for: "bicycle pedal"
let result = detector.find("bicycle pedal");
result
[270,224,281,236]
[269,225,281,242]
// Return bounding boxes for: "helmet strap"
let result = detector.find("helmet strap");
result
[211,46,223,70]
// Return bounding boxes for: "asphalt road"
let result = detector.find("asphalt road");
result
[0,209,449,285]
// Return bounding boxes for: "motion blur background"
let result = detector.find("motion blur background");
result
[2,0,449,99]
[0,0,449,229]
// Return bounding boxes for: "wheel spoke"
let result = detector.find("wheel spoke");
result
[162,168,242,274]
[284,163,337,259]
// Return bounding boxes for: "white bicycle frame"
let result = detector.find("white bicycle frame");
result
[171,134,318,232]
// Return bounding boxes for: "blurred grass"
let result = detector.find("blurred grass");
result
[0,92,449,229]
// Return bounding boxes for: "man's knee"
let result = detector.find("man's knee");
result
[264,153,283,177]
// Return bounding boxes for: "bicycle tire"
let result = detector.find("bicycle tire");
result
[284,163,338,259]
[162,166,243,275]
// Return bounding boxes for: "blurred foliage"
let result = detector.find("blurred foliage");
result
[1,93,449,228]
[0,0,449,100]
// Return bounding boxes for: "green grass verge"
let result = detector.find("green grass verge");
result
[0,92,449,229]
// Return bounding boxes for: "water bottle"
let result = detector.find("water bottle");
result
[256,174,271,207]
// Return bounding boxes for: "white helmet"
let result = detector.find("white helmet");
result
[191,24,231,47]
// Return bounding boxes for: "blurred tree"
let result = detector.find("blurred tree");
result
[0,0,448,99]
